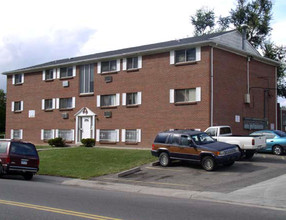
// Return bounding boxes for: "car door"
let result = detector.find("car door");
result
[178,135,200,161]
[167,134,183,159]
[262,131,277,151]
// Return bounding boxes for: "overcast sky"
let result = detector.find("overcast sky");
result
[0,0,285,102]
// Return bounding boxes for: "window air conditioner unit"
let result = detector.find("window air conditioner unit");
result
[104,76,113,83]
[62,113,69,119]
[104,111,112,118]
[62,81,69,87]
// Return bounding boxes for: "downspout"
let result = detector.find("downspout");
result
[247,57,250,94]
[211,47,214,126]
[275,66,278,129]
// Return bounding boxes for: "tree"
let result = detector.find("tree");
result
[190,8,215,36]
[0,89,6,133]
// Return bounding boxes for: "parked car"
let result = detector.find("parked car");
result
[151,130,241,171]
[205,126,266,159]
[249,130,286,155]
[0,139,39,180]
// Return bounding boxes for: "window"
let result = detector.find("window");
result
[0,142,8,154]
[59,98,73,109]
[154,133,169,144]
[97,94,120,107]
[175,48,196,63]
[97,59,120,74]
[57,129,74,141]
[12,73,24,85]
[11,129,23,140]
[122,129,141,143]
[101,60,117,72]
[10,142,37,156]
[170,47,201,64]
[59,67,74,78]
[122,92,142,106]
[42,99,54,110]
[97,129,119,142]
[169,87,201,103]
[41,129,54,140]
[43,69,55,81]
[80,64,94,94]
[12,101,23,112]
[123,56,142,70]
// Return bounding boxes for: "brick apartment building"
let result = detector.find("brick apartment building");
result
[2,30,279,147]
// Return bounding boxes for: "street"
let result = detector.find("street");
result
[1,174,286,220]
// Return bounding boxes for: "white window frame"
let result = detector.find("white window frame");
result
[170,47,201,64]
[97,94,120,107]
[122,129,141,143]
[56,97,75,110]
[42,69,56,81]
[122,92,142,106]
[96,129,119,142]
[11,129,23,140]
[11,101,23,112]
[79,64,94,94]
[42,98,56,111]
[55,129,75,141]
[170,87,201,103]
[41,129,55,140]
[57,66,76,79]
[12,73,24,85]
[97,59,120,74]
[122,56,142,70]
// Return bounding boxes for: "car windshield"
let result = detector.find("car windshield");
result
[274,130,286,137]
[191,133,215,145]
[10,142,38,157]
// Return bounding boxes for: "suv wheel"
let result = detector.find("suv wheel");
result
[23,173,34,180]
[273,145,283,155]
[201,156,216,171]
[159,152,170,167]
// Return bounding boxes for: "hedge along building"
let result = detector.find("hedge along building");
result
[2,30,280,147]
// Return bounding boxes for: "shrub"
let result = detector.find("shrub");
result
[48,137,66,147]
[81,138,95,147]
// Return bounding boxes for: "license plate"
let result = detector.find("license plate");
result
[21,160,28,165]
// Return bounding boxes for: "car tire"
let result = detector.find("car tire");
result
[23,173,34,180]
[201,156,216,171]
[0,165,3,177]
[273,145,283,155]
[245,151,255,159]
[159,152,170,167]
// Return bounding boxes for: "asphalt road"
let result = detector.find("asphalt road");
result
[1,174,286,220]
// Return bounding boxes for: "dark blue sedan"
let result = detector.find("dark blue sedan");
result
[250,130,286,155]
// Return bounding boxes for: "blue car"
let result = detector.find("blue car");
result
[250,130,286,155]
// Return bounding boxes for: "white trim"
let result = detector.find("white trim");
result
[96,129,100,141]
[137,129,141,142]
[19,129,23,139]
[72,66,76,77]
[52,98,56,109]
[71,129,75,141]
[122,58,127,70]
[55,129,59,137]
[122,129,126,142]
[12,75,15,85]
[170,89,175,103]
[56,98,59,109]
[42,70,46,81]
[11,101,14,112]
[196,46,201,61]
[116,93,120,106]
[10,129,14,139]
[20,101,24,111]
[96,95,101,107]
[42,99,45,110]
[57,68,60,79]
[21,74,24,83]
[115,129,120,142]
[116,59,120,72]
[41,129,44,140]
[97,62,101,74]
[137,92,142,105]
[138,56,142,69]
[170,51,175,64]
[196,87,201,102]
[72,97,76,109]
[53,69,56,79]
[122,93,126,106]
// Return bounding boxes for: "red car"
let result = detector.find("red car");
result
[0,139,39,180]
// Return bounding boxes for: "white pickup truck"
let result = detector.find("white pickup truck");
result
[205,126,266,159]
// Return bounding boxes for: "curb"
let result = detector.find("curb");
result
[117,167,141,177]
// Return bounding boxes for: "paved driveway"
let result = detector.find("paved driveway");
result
[96,153,286,193]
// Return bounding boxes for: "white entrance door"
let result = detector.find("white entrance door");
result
[81,116,92,139]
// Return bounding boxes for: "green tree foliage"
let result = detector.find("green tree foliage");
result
[190,8,215,36]
[0,89,6,133]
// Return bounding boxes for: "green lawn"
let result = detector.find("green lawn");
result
[36,145,53,150]
[38,147,155,179]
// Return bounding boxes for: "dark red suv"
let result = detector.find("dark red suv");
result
[0,139,39,180]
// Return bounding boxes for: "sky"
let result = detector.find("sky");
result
[0,0,285,102]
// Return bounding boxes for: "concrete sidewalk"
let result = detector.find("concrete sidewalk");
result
[62,174,286,211]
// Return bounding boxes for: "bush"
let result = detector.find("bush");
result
[48,137,66,147]
[81,138,95,147]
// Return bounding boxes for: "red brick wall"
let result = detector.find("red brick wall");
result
[213,48,276,134]
[6,47,211,147]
